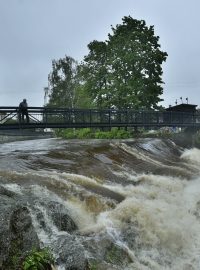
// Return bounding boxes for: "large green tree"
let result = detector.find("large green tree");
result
[80,16,168,109]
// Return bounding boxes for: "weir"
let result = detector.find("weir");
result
[1,138,200,269]
[0,106,200,130]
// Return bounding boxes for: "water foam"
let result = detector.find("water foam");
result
[181,147,200,166]
[100,172,200,269]
[2,139,200,269]
[2,183,23,194]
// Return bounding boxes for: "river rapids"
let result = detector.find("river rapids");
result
[0,138,200,269]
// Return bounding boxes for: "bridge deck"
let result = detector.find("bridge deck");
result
[0,107,199,130]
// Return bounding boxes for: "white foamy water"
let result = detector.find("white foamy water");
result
[181,147,200,165]
[85,147,200,269]
[100,175,200,269]
[1,138,200,269]
[2,183,23,194]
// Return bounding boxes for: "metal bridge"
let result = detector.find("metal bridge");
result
[0,106,200,130]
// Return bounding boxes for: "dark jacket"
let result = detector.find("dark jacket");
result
[19,101,28,112]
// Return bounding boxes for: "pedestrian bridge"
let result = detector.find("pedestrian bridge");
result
[0,106,200,130]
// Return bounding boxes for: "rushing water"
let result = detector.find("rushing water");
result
[1,138,200,269]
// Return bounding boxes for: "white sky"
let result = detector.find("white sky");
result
[0,0,199,108]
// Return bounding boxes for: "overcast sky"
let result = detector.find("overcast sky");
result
[0,0,199,108]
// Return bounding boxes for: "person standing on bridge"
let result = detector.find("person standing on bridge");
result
[19,99,29,123]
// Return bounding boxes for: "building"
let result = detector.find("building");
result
[164,103,197,125]
[166,103,197,113]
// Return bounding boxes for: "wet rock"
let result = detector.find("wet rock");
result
[33,201,78,233]
[0,197,15,268]
[1,205,39,269]
[87,258,119,270]
[82,233,131,269]
[120,223,140,250]
[0,185,16,198]
[9,206,39,250]
[54,235,88,270]
[47,202,77,232]
[0,184,131,270]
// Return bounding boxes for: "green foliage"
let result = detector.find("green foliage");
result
[80,16,167,110]
[88,260,98,270]
[74,82,95,109]
[22,248,54,270]
[76,128,95,139]
[105,244,131,266]
[105,245,120,264]
[94,128,131,139]
[54,128,74,139]
[79,41,109,108]
[11,254,21,269]
[47,16,167,112]
[55,128,94,139]
[55,127,132,139]
[48,55,92,109]
[48,56,78,108]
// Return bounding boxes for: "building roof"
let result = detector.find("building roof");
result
[166,103,197,112]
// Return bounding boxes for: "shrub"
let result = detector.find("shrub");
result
[94,128,131,139]
[76,128,94,139]
[54,127,133,139]
[22,248,55,270]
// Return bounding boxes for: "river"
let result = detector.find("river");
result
[0,137,200,269]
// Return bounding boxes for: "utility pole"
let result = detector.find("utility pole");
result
[44,87,49,106]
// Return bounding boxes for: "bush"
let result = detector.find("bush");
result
[22,248,55,270]
[55,128,76,139]
[76,128,95,139]
[55,127,133,139]
[94,128,131,139]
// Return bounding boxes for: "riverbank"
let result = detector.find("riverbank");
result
[0,127,199,150]
[55,127,200,149]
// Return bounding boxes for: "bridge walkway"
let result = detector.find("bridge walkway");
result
[0,107,200,130]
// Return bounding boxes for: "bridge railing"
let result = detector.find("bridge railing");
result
[0,107,199,129]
